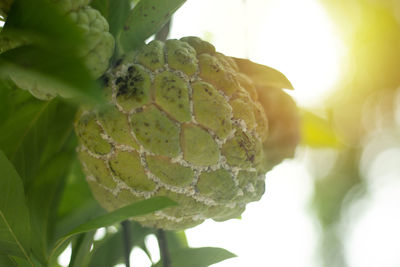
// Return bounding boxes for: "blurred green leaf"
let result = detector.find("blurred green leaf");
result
[91,0,131,38]
[165,231,188,252]
[26,151,76,265]
[68,232,95,267]
[53,160,104,248]
[0,150,32,262]
[152,247,236,267]
[1,0,103,102]
[87,230,126,267]
[50,197,176,262]
[90,0,131,61]
[0,88,77,186]
[11,256,45,267]
[0,83,79,264]
[0,255,18,267]
[88,222,154,267]
[68,197,176,236]
[57,160,96,220]
[0,79,17,125]
[0,46,102,103]
[301,110,342,148]
[120,0,186,51]
[3,0,83,49]
[233,57,294,90]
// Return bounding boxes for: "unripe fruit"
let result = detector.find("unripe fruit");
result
[75,37,299,230]
[9,0,115,100]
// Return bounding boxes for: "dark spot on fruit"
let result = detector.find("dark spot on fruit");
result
[115,77,124,85]
[152,6,156,10]
[117,85,128,96]
[249,155,255,162]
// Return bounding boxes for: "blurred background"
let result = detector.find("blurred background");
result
[158,0,400,266]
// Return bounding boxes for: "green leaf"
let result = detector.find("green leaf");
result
[68,232,95,267]
[91,0,132,38]
[120,0,186,51]
[69,197,176,236]
[0,150,32,263]
[0,45,102,103]
[152,247,236,267]
[26,152,76,264]
[10,256,44,267]
[0,84,79,263]
[0,255,18,267]
[0,90,77,185]
[87,229,126,267]
[53,161,105,246]
[90,0,131,61]
[50,197,176,262]
[1,0,104,102]
[57,161,97,220]
[301,110,342,148]
[233,57,294,90]
[165,231,188,252]
[3,0,83,49]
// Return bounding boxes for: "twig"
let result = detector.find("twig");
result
[121,220,132,267]
[156,229,171,267]
[155,20,171,41]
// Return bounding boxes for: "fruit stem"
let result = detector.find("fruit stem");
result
[121,220,132,267]
[155,20,171,41]
[156,229,171,267]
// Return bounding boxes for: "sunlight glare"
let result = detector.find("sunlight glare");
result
[248,0,346,107]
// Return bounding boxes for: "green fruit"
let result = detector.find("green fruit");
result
[75,36,298,230]
[8,0,115,100]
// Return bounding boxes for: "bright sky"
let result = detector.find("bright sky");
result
[170,0,346,108]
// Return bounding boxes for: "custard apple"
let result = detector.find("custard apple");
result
[8,0,115,100]
[75,37,299,230]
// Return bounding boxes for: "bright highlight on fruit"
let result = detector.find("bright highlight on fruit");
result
[75,36,299,230]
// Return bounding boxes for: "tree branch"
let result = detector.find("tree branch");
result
[121,220,132,267]
[156,229,171,267]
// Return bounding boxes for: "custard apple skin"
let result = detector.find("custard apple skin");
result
[75,37,298,230]
[8,0,115,100]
